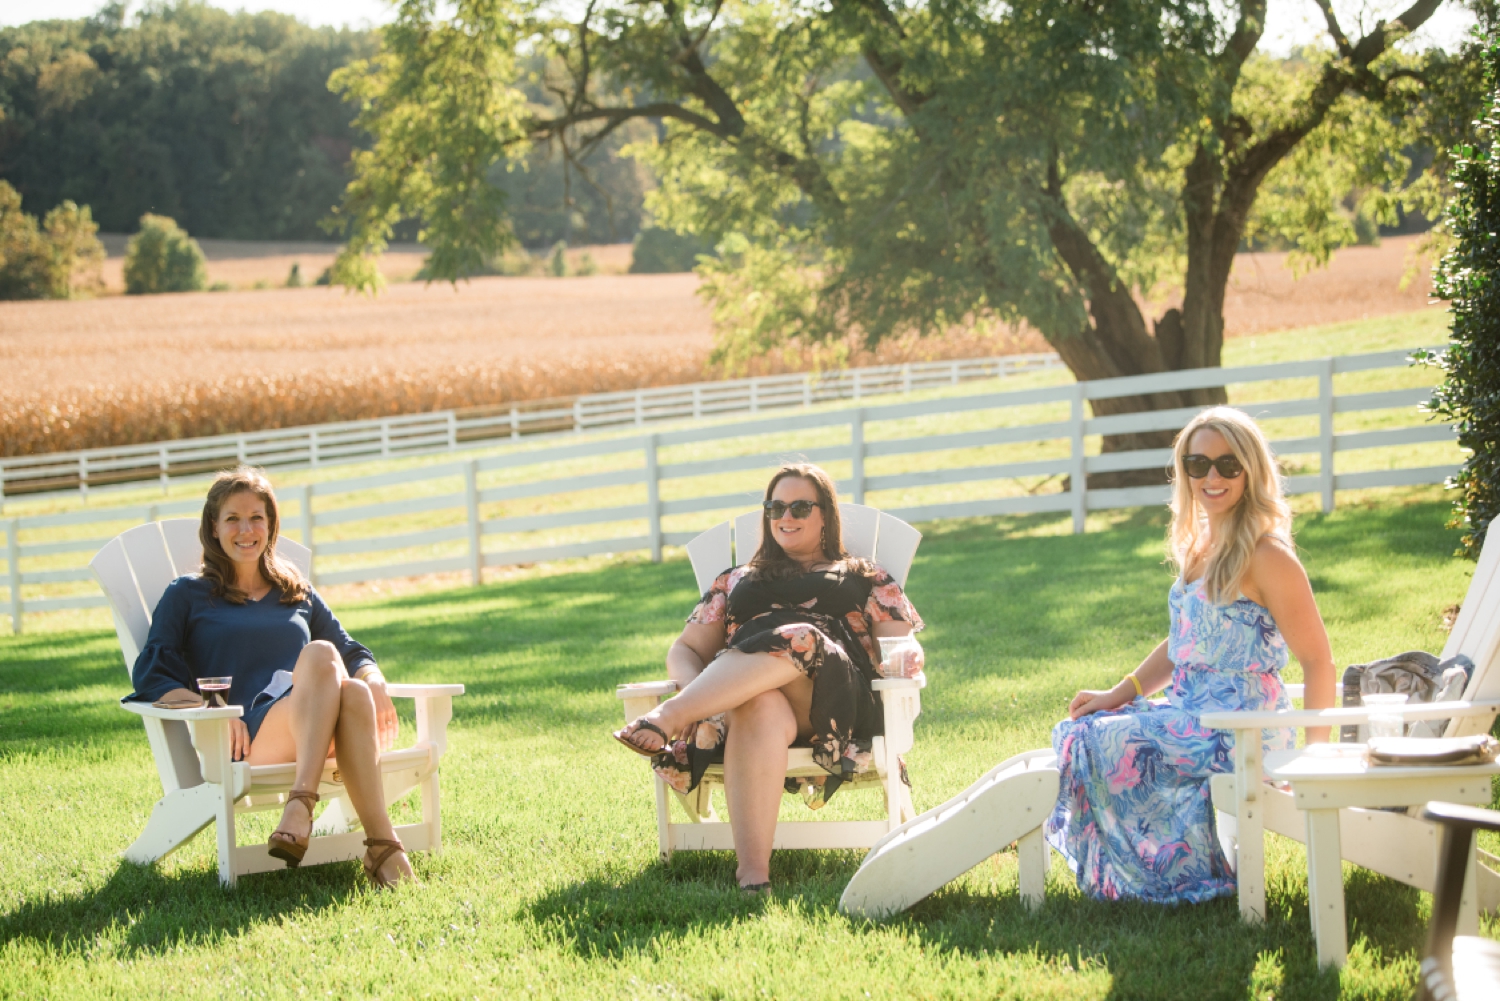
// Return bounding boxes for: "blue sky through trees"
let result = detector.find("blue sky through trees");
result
[0,2,1479,55]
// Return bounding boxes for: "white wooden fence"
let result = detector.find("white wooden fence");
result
[0,347,1454,633]
[0,354,1063,503]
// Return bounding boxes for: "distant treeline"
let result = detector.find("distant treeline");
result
[0,2,650,247]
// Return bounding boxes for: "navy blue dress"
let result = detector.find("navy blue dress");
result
[124,576,376,741]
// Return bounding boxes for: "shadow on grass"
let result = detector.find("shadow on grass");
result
[0,857,371,958]
[529,848,1411,1000]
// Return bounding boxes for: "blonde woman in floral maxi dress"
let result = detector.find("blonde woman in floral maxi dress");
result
[1046,408,1337,903]
[612,463,925,893]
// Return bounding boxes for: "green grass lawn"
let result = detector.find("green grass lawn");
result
[1,486,1494,1000]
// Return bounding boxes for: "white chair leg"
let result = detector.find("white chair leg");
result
[1016,827,1047,910]
[196,719,238,888]
[655,774,673,862]
[1304,808,1347,969]
[421,769,442,856]
[1233,731,1266,922]
[312,795,358,837]
[123,784,219,864]
[1458,837,1481,936]
[899,782,916,825]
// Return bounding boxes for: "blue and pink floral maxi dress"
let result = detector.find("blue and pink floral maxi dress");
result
[1045,577,1295,903]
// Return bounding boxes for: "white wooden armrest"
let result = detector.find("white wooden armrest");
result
[616,681,679,700]
[120,701,244,722]
[872,675,927,692]
[1284,683,1304,700]
[384,683,465,698]
[1201,699,1500,731]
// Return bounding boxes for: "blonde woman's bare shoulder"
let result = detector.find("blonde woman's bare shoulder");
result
[1250,535,1305,581]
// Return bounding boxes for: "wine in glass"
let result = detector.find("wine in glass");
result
[197,676,232,708]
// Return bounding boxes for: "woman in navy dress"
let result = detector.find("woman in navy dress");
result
[126,467,413,888]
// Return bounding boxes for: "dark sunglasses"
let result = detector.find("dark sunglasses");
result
[1181,453,1244,479]
[764,499,820,519]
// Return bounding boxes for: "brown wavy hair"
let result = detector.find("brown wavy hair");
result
[748,463,874,580]
[199,466,309,605]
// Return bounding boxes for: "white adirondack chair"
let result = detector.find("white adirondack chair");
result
[1204,526,1500,968]
[94,518,464,887]
[616,503,926,859]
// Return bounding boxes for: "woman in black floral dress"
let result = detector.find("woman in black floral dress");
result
[613,463,925,892]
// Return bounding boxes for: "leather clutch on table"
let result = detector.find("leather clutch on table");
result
[1364,735,1500,767]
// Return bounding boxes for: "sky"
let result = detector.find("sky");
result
[0,0,1481,53]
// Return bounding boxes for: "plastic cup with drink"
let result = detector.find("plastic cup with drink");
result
[1362,692,1408,740]
[877,635,924,679]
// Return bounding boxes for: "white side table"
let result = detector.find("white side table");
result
[1263,743,1500,968]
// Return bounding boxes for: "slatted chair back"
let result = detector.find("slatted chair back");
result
[699,503,919,590]
[90,519,313,794]
[1445,528,1500,738]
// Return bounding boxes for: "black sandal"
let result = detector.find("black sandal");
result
[612,717,671,757]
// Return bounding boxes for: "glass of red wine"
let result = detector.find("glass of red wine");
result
[197,676,232,708]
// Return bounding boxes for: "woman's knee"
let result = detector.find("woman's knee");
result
[728,691,796,742]
[293,640,342,685]
[339,676,375,719]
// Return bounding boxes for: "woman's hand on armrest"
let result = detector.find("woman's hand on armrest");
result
[154,687,252,760]
[1069,639,1172,720]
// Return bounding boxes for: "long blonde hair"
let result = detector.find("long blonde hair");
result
[1168,407,1292,603]
[199,466,309,605]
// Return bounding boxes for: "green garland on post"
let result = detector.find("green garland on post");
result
[1421,40,1500,560]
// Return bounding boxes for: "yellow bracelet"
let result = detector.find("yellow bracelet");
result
[1126,673,1143,697]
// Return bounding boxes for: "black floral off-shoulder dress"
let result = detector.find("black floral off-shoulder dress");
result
[652,561,924,805]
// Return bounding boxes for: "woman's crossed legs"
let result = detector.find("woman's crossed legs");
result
[624,648,815,888]
[248,640,414,885]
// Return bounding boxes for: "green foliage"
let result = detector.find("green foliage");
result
[628,226,714,274]
[328,0,531,288]
[0,2,377,241]
[547,240,568,277]
[0,179,104,299]
[1420,39,1500,561]
[123,214,206,294]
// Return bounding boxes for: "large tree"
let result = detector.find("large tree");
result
[336,0,1482,478]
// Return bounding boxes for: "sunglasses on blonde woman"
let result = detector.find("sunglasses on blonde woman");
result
[764,499,820,519]
[1181,453,1244,479]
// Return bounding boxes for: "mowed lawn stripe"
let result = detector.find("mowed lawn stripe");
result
[0,492,1492,999]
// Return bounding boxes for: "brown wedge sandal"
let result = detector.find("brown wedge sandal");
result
[362,837,412,890]
[267,790,319,868]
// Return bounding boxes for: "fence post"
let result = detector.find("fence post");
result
[6,518,20,635]
[0,463,6,515]
[79,454,89,503]
[851,410,866,505]
[510,406,520,440]
[902,364,912,395]
[464,459,482,586]
[294,484,315,584]
[309,429,320,469]
[645,434,662,562]
[635,391,645,427]
[750,380,759,414]
[1318,357,1335,514]
[447,412,459,451]
[573,399,584,433]
[237,435,248,464]
[381,419,391,459]
[159,445,170,495]
[951,360,960,385]
[1070,383,1087,535]
[803,377,812,408]
[692,386,702,421]
[853,370,863,402]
